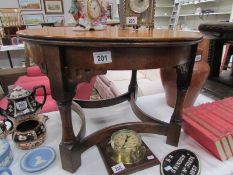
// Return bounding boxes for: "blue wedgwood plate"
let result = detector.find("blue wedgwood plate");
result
[20,146,56,173]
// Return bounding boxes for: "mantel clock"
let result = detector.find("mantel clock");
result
[120,0,155,29]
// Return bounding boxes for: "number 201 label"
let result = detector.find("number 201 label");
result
[93,51,112,64]
[126,17,137,25]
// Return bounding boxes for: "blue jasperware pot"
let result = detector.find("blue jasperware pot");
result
[0,140,13,167]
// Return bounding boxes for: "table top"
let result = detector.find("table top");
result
[17,26,203,43]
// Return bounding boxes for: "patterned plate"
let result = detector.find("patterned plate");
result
[20,146,56,173]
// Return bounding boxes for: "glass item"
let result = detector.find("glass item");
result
[110,129,146,164]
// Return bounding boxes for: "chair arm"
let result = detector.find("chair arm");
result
[198,22,233,40]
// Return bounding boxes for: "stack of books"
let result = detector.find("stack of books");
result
[182,97,233,161]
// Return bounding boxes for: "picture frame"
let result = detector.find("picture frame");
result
[43,0,64,14]
[46,15,64,24]
[22,14,44,25]
[18,0,42,11]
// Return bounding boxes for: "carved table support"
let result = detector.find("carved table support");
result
[166,45,197,146]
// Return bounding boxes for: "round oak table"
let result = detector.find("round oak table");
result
[17,26,202,173]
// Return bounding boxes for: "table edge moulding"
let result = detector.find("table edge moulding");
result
[17,26,203,173]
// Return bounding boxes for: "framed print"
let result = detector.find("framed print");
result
[46,16,64,24]
[22,14,44,25]
[18,0,42,10]
[43,0,64,14]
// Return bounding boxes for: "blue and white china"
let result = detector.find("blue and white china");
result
[0,167,12,175]
[0,140,13,167]
[20,146,56,173]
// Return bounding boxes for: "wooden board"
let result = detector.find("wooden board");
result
[98,138,160,175]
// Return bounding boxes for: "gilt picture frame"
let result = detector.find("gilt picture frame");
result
[22,14,44,25]
[43,0,64,14]
[46,15,64,24]
[18,0,42,11]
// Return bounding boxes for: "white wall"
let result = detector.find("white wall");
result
[230,2,233,22]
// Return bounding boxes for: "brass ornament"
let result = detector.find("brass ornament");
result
[110,129,146,164]
[120,0,155,29]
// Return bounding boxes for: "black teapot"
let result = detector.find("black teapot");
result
[0,85,46,120]
[0,85,48,149]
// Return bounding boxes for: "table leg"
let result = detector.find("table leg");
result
[6,51,13,68]
[42,46,81,173]
[166,45,197,146]
[128,70,138,98]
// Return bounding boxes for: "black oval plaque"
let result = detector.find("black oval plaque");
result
[161,149,200,175]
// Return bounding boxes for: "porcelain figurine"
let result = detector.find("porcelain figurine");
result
[0,86,48,150]
[69,0,109,31]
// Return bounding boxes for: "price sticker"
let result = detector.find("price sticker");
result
[111,162,125,174]
[147,155,155,160]
[16,101,27,111]
[126,17,138,25]
[93,51,112,64]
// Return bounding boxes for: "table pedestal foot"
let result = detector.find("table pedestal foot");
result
[60,142,81,173]
[166,122,182,146]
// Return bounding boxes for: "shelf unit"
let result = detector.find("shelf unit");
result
[110,0,233,29]
[168,2,181,29]
[181,0,216,6]
[154,0,175,29]
[179,12,231,17]
[178,0,233,30]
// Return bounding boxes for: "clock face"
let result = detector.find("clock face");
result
[87,0,102,20]
[111,129,141,150]
[129,0,150,13]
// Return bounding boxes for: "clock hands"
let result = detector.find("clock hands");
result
[122,135,132,148]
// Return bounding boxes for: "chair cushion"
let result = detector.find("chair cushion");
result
[36,95,58,113]
[14,78,51,96]
[15,75,48,83]
[27,66,45,77]
[74,76,97,100]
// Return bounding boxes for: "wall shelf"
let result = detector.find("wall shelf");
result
[156,6,174,8]
[180,12,231,17]
[181,0,216,6]
[155,15,171,17]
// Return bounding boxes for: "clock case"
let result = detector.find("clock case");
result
[119,0,155,29]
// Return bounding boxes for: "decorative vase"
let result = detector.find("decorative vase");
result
[160,60,210,108]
